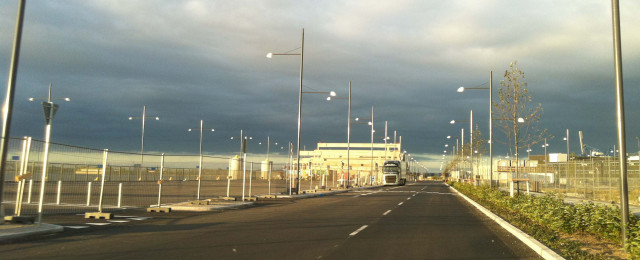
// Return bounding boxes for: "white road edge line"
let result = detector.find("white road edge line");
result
[449,186,564,260]
[349,225,368,236]
[383,210,392,216]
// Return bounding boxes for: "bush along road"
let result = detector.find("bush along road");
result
[449,181,639,259]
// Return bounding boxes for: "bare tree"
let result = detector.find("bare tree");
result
[493,62,551,165]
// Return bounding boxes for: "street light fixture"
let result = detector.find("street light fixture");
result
[542,138,549,163]
[266,29,335,194]
[457,73,493,187]
[29,83,69,223]
[128,106,159,181]
[353,106,375,186]
[326,82,352,188]
[187,120,214,200]
[265,28,304,194]
[450,112,473,179]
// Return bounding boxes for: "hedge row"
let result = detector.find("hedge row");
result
[450,181,640,259]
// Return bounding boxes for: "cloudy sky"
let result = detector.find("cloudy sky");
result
[1,0,639,171]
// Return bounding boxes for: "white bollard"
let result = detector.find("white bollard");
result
[56,180,62,205]
[86,182,92,206]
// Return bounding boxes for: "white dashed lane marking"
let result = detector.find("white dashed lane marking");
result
[349,225,368,236]
[383,210,392,216]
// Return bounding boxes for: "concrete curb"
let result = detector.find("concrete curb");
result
[162,201,254,212]
[0,223,64,243]
[449,186,565,260]
[257,185,384,199]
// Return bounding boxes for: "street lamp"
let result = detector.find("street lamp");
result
[187,120,214,200]
[542,138,549,163]
[266,28,305,194]
[326,82,352,188]
[446,135,460,157]
[231,130,252,200]
[0,0,26,222]
[258,136,274,194]
[457,72,493,187]
[563,129,570,159]
[450,109,473,166]
[29,83,70,223]
[353,106,375,186]
[266,46,335,193]
[128,106,160,181]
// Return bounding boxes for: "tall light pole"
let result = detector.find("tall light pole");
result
[327,82,351,188]
[370,106,374,186]
[128,106,159,181]
[266,28,304,194]
[259,136,273,194]
[563,129,570,159]
[450,112,472,179]
[542,138,549,163]
[188,120,214,200]
[29,83,70,223]
[231,131,252,199]
[0,0,26,222]
[611,0,629,245]
[457,71,493,187]
[354,107,375,187]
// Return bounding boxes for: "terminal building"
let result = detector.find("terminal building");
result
[294,142,407,186]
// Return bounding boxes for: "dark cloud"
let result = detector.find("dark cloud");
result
[1,0,639,171]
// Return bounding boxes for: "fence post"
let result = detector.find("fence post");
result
[37,124,55,223]
[242,153,246,201]
[14,137,30,216]
[249,162,253,197]
[86,182,92,206]
[56,180,62,205]
[117,183,122,208]
[27,179,33,204]
[98,149,108,213]
[226,158,232,197]
[268,162,272,195]
[157,154,165,207]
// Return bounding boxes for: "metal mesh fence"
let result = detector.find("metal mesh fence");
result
[452,156,640,206]
[2,137,345,222]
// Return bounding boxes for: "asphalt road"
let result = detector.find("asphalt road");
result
[0,181,541,259]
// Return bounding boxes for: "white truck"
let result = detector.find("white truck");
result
[382,160,406,186]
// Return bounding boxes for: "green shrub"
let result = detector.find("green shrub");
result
[450,181,639,259]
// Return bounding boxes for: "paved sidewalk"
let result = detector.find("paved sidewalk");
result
[0,223,63,242]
